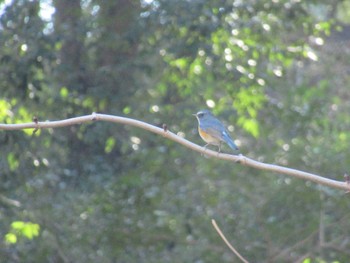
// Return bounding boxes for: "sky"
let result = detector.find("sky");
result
[0,0,55,21]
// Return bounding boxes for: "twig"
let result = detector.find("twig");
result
[211,219,249,263]
[272,212,350,261]
[0,194,21,207]
[0,113,349,191]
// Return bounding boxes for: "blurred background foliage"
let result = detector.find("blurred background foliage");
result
[1,0,350,262]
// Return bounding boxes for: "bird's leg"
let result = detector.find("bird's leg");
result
[202,143,209,156]
[203,143,209,150]
[217,142,222,156]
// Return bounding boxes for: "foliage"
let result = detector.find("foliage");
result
[1,0,350,262]
[5,221,40,244]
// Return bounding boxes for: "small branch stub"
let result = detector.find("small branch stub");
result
[32,116,39,134]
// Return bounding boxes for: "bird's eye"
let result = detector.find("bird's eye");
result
[198,112,204,118]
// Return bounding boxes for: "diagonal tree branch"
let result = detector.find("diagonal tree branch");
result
[212,219,249,263]
[1,113,349,191]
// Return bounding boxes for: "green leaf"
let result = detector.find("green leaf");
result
[7,153,19,171]
[11,221,25,230]
[0,99,12,121]
[105,137,116,153]
[15,106,33,136]
[11,221,40,240]
[170,58,189,71]
[123,106,131,114]
[5,233,17,244]
[22,223,40,239]
[60,87,69,98]
[243,118,259,138]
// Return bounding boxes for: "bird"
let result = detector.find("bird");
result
[193,109,239,153]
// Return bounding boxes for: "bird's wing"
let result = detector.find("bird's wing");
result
[200,119,226,139]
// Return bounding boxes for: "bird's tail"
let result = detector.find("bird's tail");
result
[222,132,239,151]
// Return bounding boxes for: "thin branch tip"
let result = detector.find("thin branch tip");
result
[211,219,249,263]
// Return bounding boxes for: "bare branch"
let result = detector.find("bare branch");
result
[0,194,21,207]
[0,113,349,191]
[211,219,249,263]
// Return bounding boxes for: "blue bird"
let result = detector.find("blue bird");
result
[193,110,239,153]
